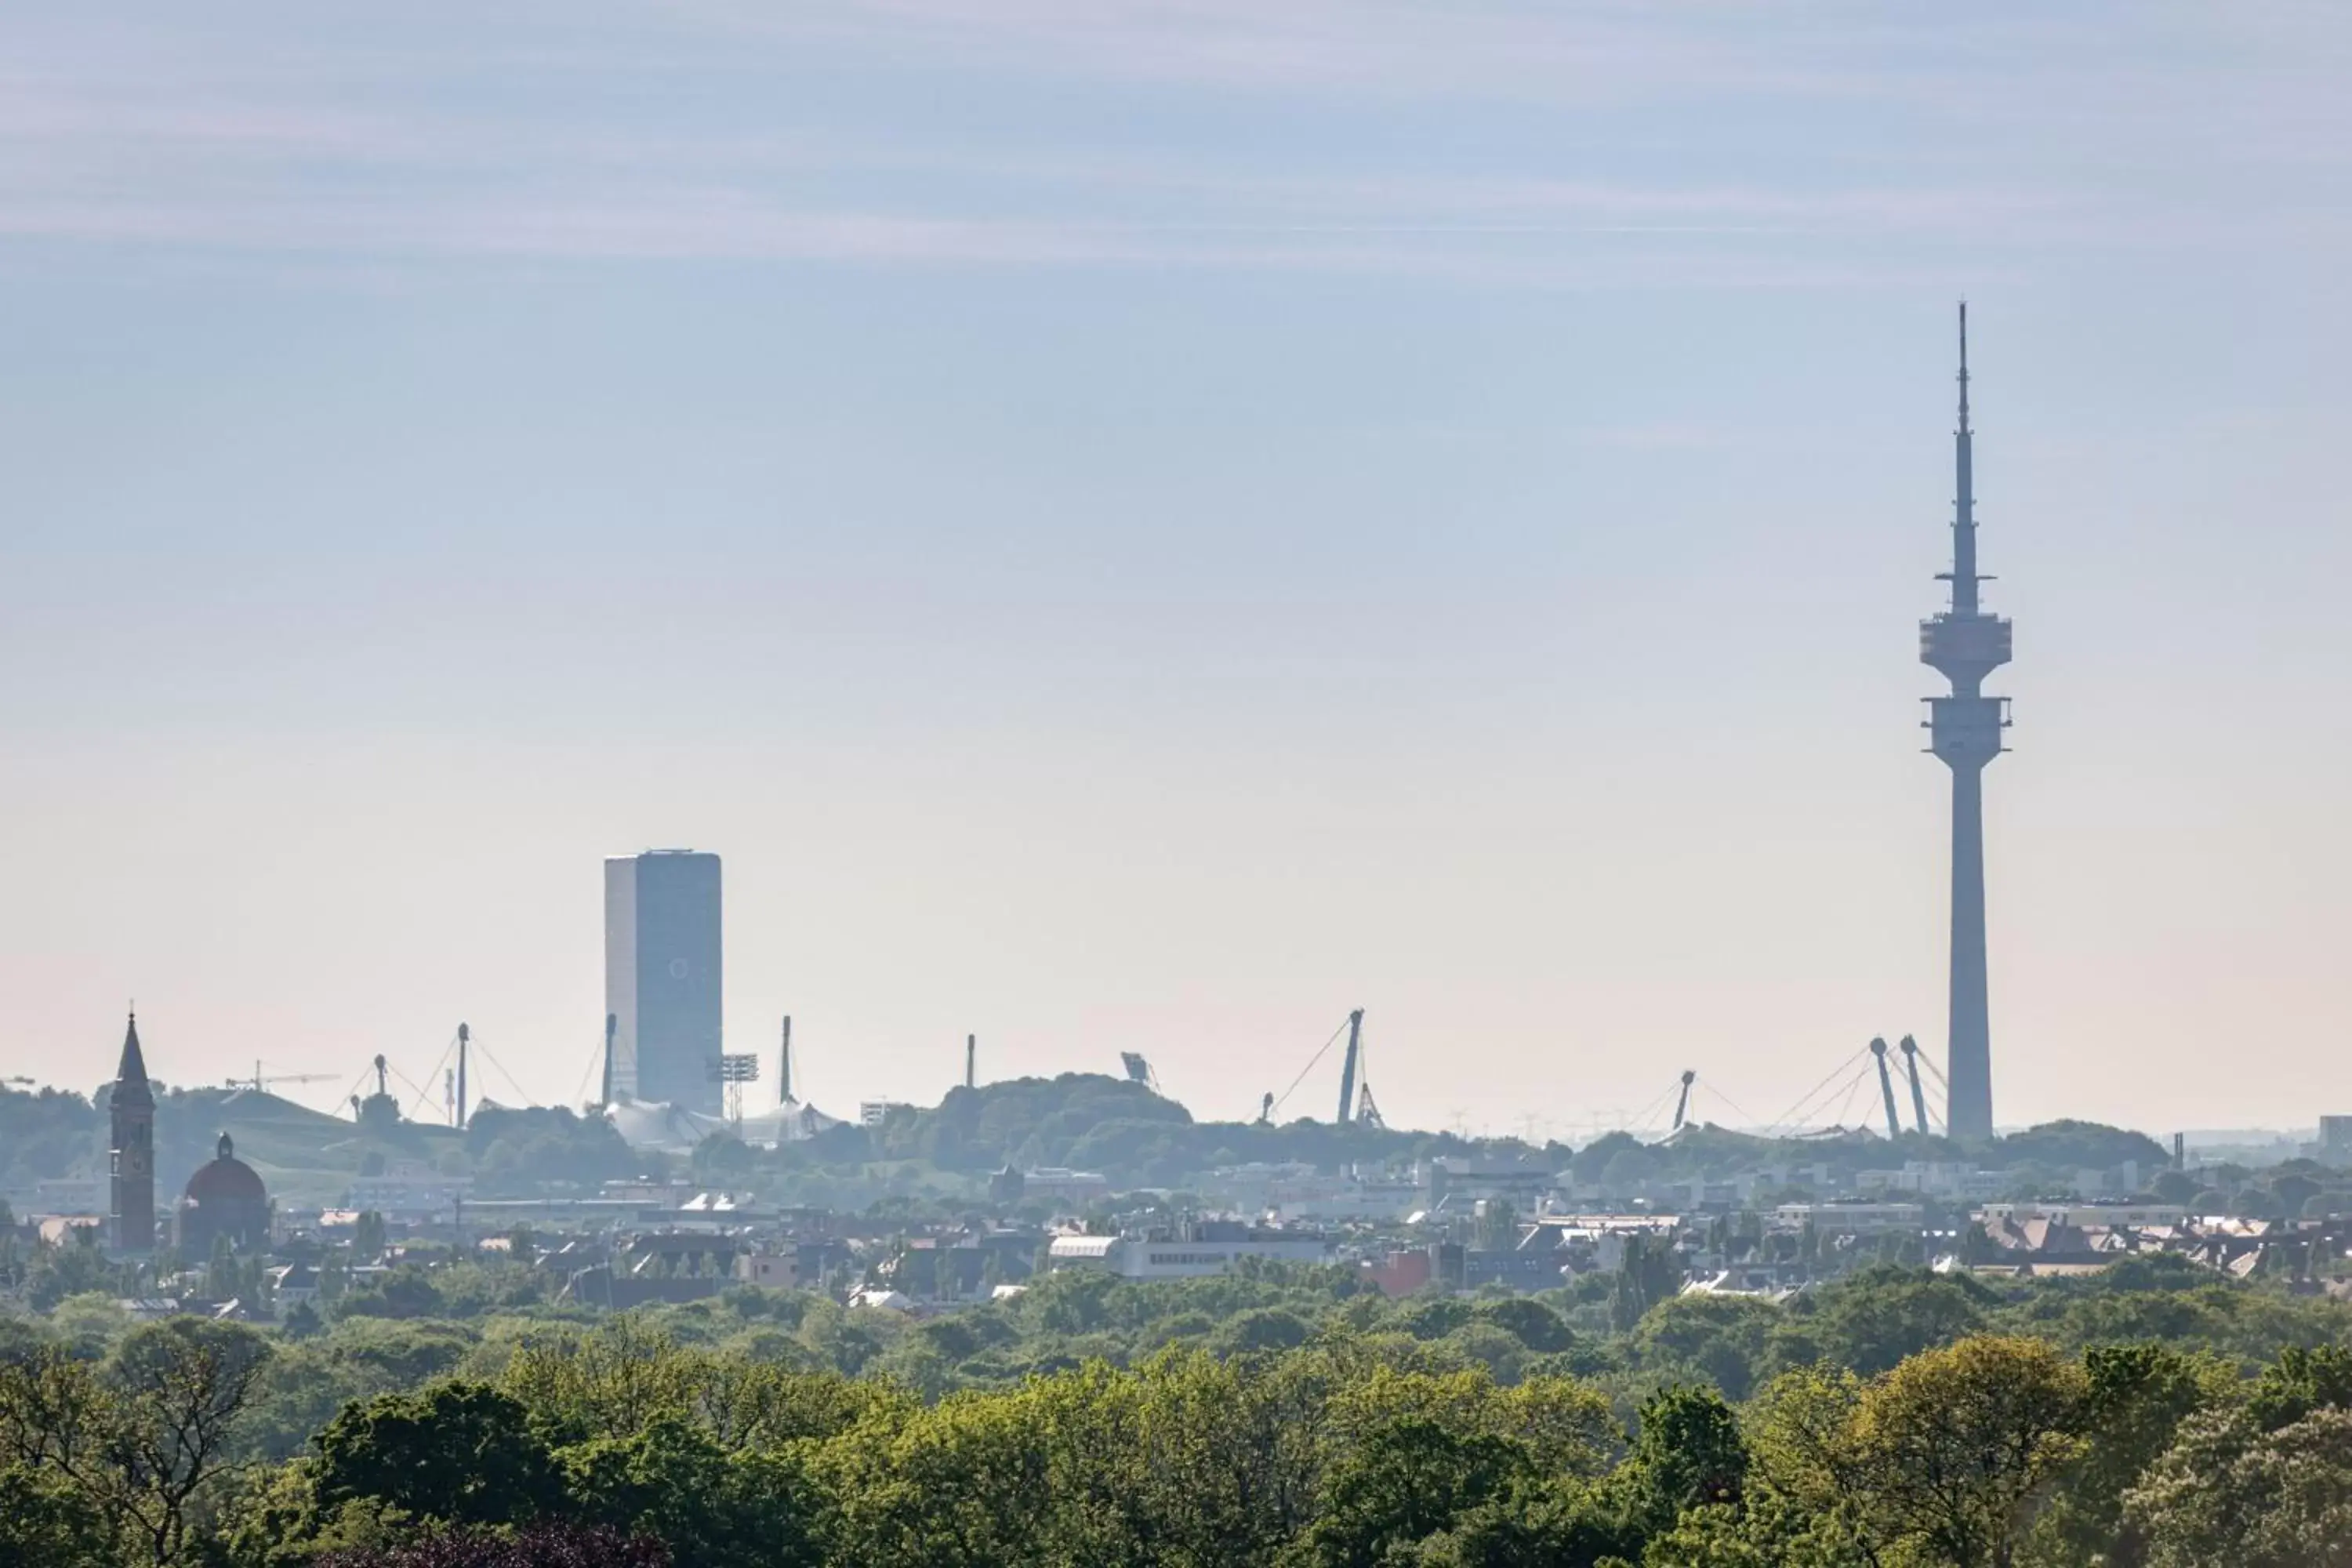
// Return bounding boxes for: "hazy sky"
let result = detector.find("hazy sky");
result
[4,3,2349,1138]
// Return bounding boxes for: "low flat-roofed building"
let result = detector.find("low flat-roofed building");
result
[349,1163,473,1219]
[1774,1202,1925,1236]
[736,1252,798,1290]
[1025,1167,1113,1205]
[1462,1247,1571,1293]
[1046,1235,1120,1271]
[1048,1223,1328,1280]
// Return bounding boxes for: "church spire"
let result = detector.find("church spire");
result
[114,1011,154,1109]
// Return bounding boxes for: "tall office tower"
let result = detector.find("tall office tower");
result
[109,1012,155,1254]
[604,850,724,1115]
[1918,306,2012,1141]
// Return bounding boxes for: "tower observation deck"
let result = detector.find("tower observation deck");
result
[1919,303,2009,1141]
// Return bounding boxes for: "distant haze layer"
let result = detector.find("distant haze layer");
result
[1,3,2347,1134]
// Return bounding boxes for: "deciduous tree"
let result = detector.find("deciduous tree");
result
[315,1381,557,1529]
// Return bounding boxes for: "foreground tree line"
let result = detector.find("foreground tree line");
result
[6,1298,2352,1567]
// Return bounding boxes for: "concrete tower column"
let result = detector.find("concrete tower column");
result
[1945,765,1992,1134]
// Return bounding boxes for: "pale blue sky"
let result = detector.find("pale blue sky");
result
[3,3,2348,1135]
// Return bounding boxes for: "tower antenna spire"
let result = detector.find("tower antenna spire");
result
[1958,299,1971,434]
[1948,299,1979,615]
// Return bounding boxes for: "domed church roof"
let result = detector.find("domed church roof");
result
[184,1132,267,1205]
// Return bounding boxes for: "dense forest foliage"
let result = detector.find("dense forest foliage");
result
[8,1259,2352,1565]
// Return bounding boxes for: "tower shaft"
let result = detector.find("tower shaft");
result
[1945,769,1992,1136]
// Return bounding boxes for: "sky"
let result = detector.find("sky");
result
[2,2,2349,1139]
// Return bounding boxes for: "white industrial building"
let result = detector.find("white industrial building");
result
[1047,1221,1328,1280]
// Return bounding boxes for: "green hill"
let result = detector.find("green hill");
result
[149,1087,466,1207]
[842,1073,1497,1185]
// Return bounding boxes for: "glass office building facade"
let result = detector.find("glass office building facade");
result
[604,850,723,1115]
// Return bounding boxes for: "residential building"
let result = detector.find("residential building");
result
[1978,1200,2187,1229]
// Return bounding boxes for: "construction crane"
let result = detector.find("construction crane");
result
[1869,1037,1904,1142]
[1119,1052,1162,1094]
[1898,1035,1933,1136]
[1356,1082,1386,1130]
[223,1062,335,1094]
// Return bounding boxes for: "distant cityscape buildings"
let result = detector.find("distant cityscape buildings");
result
[1920,305,2012,1141]
[604,849,724,1116]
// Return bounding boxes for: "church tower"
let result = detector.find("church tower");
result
[109,1012,156,1254]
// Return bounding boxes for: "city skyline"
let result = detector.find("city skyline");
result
[3,5,2350,1134]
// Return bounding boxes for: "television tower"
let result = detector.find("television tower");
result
[1918,303,2011,1140]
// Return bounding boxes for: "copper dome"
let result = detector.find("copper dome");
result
[183,1132,267,1205]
